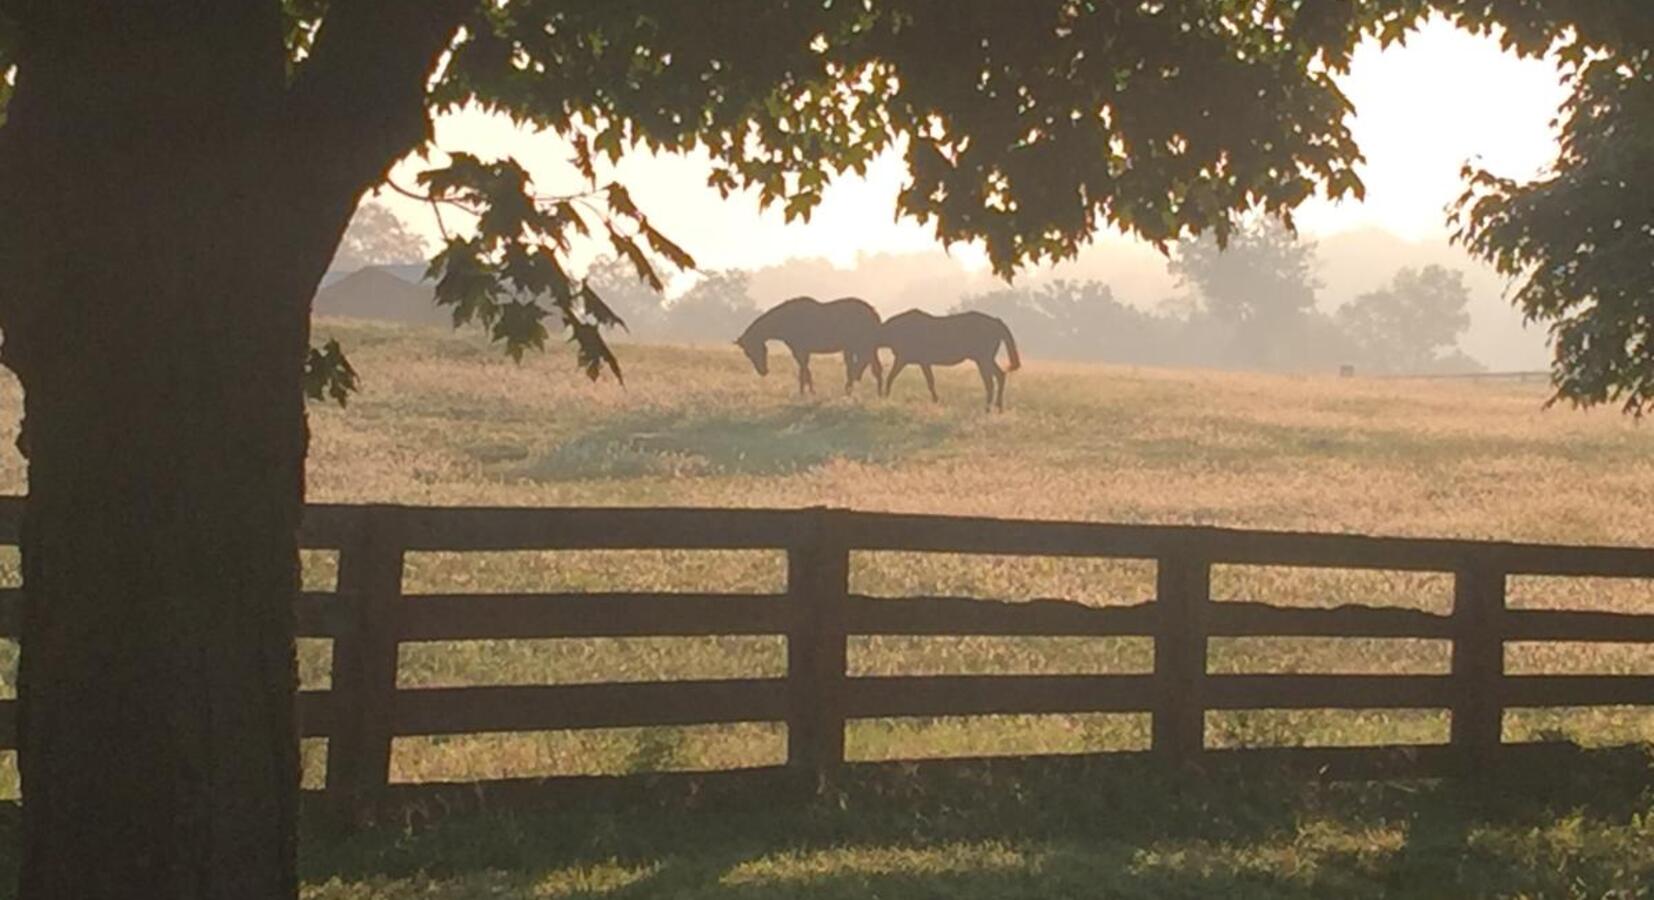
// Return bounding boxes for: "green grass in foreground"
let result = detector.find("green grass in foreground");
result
[286,751,1654,898]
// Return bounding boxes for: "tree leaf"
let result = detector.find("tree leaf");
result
[608,225,664,292]
[569,321,624,383]
[302,339,360,407]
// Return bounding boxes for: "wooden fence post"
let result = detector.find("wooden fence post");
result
[325,505,406,824]
[786,507,849,781]
[1153,547,1210,763]
[1451,559,1505,772]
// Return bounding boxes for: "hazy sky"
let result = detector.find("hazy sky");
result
[379,16,1568,366]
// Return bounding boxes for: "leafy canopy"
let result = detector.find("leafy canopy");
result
[285,0,1441,401]
[11,2,1650,407]
[1454,44,1654,413]
[1337,265,1473,374]
[1169,218,1319,328]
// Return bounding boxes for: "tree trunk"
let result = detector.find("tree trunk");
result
[17,305,309,900]
[0,4,465,895]
[1,7,328,898]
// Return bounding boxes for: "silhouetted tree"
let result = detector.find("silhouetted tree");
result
[1337,265,1480,374]
[0,3,1589,896]
[1452,9,1654,410]
[581,255,667,339]
[663,270,759,345]
[1169,219,1319,327]
[1167,220,1335,369]
[328,201,428,272]
[958,280,1174,364]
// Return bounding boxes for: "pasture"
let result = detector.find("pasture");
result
[3,316,1654,896]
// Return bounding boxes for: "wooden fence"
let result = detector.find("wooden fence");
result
[1370,370,1552,384]
[0,501,1653,819]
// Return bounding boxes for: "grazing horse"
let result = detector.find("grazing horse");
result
[735,296,885,395]
[875,310,1021,411]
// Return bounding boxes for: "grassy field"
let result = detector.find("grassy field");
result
[7,316,1654,896]
[288,317,1654,778]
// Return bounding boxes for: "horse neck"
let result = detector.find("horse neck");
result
[745,305,791,342]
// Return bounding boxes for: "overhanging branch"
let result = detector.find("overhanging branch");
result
[283,0,472,198]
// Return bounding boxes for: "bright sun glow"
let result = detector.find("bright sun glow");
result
[385,17,1565,267]
[376,16,1569,369]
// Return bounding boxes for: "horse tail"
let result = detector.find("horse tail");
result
[998,320,1022,371]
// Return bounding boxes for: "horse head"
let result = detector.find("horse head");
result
[736,334,769,375]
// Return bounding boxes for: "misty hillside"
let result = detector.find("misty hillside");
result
[746,230,1543,371]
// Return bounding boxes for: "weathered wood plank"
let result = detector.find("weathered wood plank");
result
[845,511,1179,558]
[1502,675,1654,708]
[1503,609,1654,643]
[299,690,336,738]
[1207,601,1453,638]
[11,495,1654,571]
[1492,545,1654,578]
[1203,530,1474,572]
[398,593,792,640]
[844,674,1157,719]
[1204,674,1456,710]
[0,588,19,639]
[847,596,1158,636]
[325,506,407,822]
[295,591,345,638]
[787,510,850,774]
[845,510,1654,577]
[1153,553,1208,760]
[298,503,364,549]
[393,506,807,551]
[1451,564,1505,769]
[394,679,790,735]
[1207,530,1654,576]
[0,496,21,544]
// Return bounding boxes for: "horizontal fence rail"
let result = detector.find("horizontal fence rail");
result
[0,497,1651,819]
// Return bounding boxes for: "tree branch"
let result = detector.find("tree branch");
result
[284,0,471,199]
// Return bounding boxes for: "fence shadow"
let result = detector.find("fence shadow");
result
[298,746,1654,898]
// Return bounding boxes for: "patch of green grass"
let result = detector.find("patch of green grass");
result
[289,752,1654,899]
[514,403,956,481]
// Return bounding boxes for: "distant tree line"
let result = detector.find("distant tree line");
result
[334,206,1483,376]
[959,221,1483,375]
[582,255,762,345]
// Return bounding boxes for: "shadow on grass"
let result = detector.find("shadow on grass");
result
[510,403,956,481]
[297,748,1654,899]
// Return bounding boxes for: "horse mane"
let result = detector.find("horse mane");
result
[740,295,818,343]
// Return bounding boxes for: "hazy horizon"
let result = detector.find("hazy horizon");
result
[367,14,1566,371]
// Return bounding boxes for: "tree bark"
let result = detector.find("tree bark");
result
[2,6,313,898]
[0,3,467,895]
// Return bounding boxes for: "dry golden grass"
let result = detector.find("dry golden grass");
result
[300,319,1654,547]
[2,316,1653,790]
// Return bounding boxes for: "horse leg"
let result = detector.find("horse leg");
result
[885,359,908,397]
[842,350,856,396]
[794,350,813,395]
[996,368,1007,411]
[922,365,939,402]
[976,359,999,412]
[869,352,885,398]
